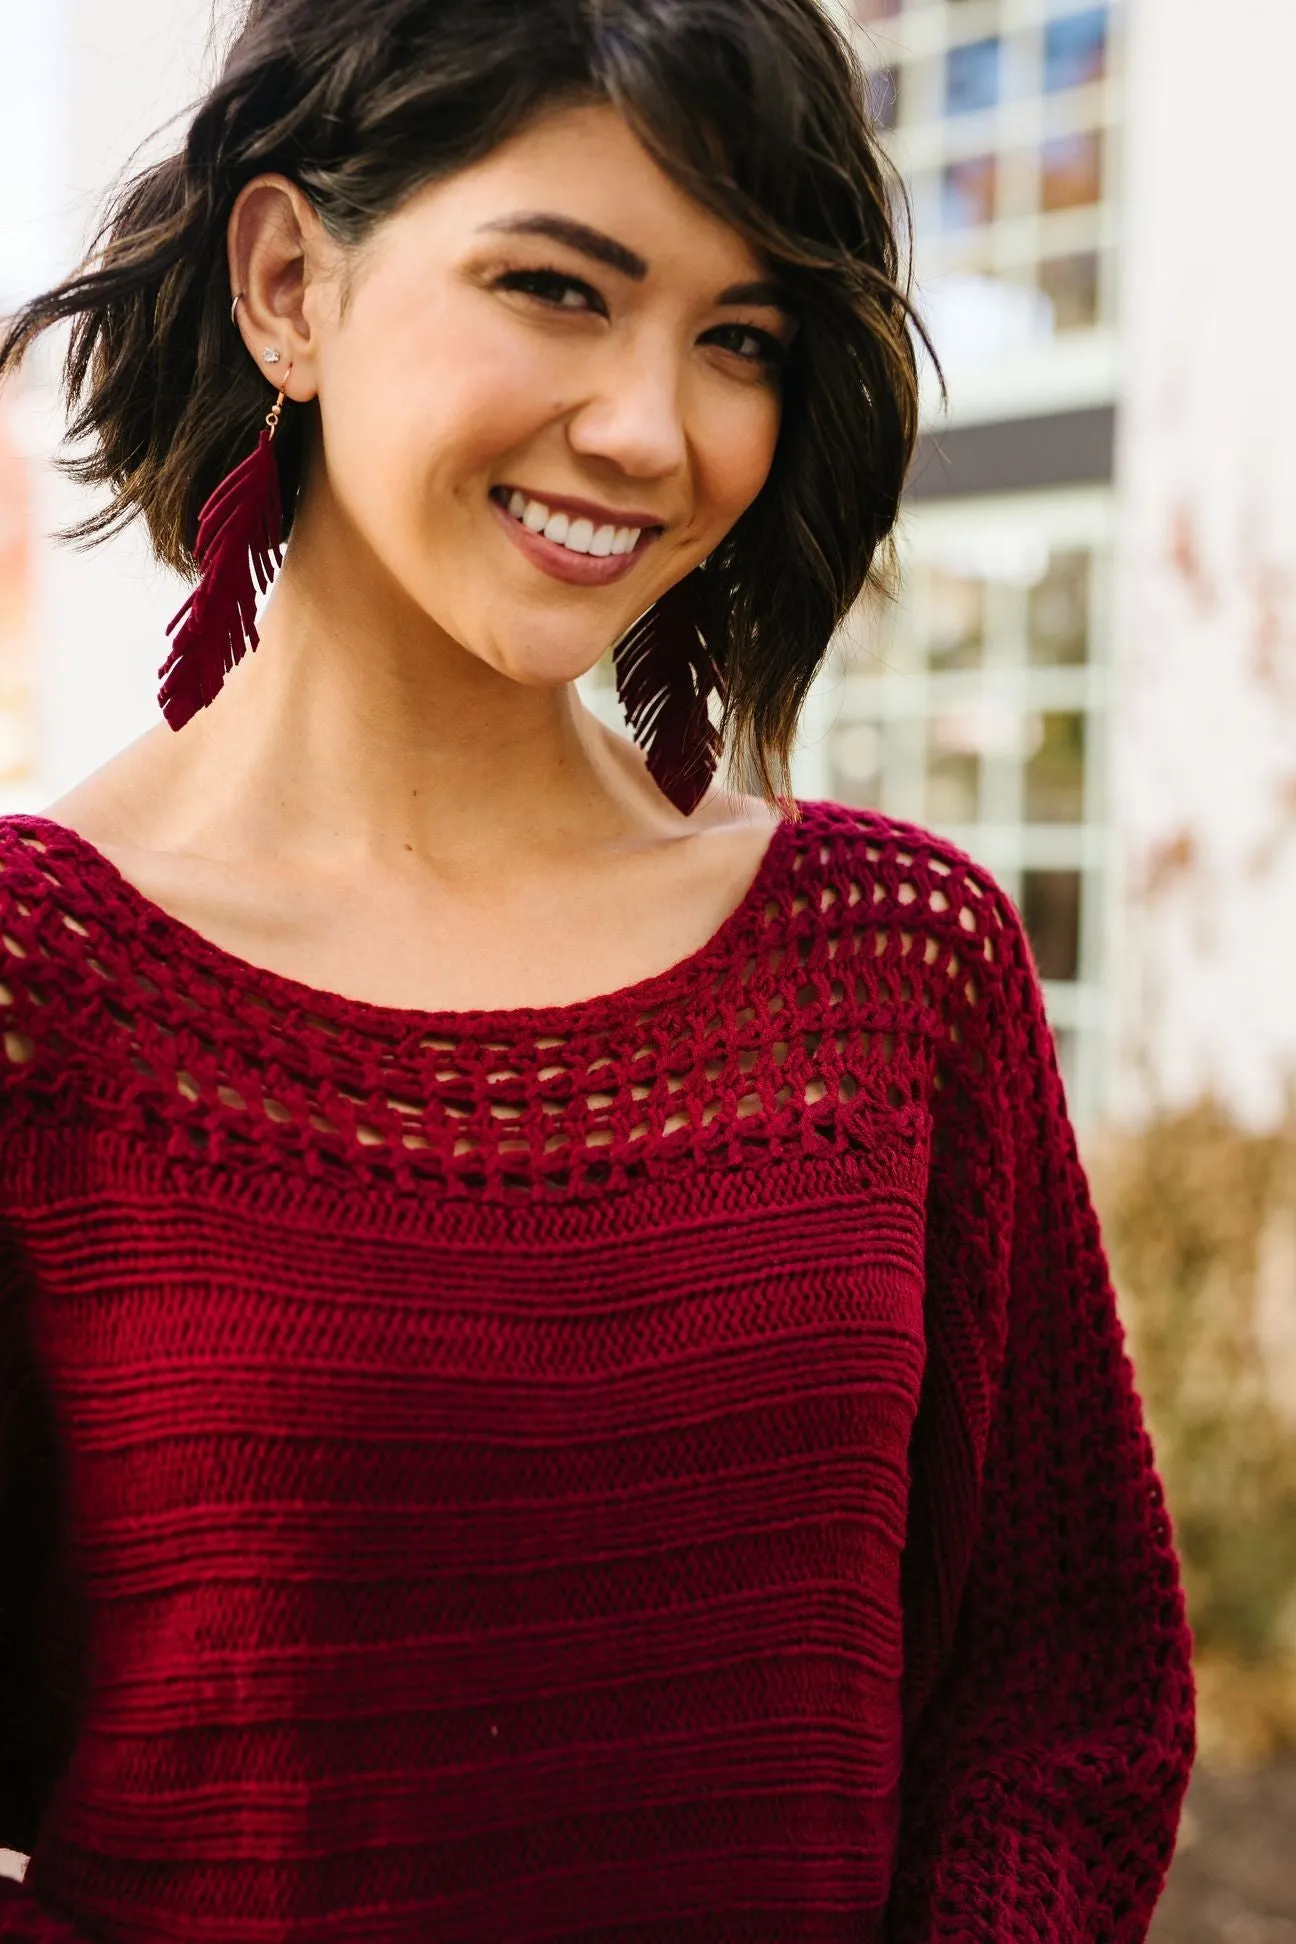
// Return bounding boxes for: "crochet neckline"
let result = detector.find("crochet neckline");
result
[4,806,806,1041]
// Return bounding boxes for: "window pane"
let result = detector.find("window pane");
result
[946,37,1000,115]
[1041,131,1103,211]
[1022,870,1081,981]
[1038,251,1100,330]
[927,570,984,669]
[1027,551,1090,664]
[1051,1025,1078,1099]
[943,154,998,230]
[867,65,901,131]
[926,719,981,825]
[1044,8,1108,92]
[1024,710,1087,822]
[829,720,884,806]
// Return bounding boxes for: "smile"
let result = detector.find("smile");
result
[495,487,644,555]
[488,486,663,587]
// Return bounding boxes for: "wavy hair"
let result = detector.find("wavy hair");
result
[0,0,934,804]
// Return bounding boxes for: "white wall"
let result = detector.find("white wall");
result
[1110,0,1296,1128]
[6,0,235,810]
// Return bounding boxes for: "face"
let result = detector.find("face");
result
[271,103,795,687]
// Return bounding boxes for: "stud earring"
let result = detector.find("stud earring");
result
[229,290,284,370]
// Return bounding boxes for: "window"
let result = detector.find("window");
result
[927,570,984,669]
[1041,130,1103,211]
[1027,551,1090,664]
[1038,251,1101,331]
[946,37,1000,116]
[926,717,980,824]
[810,506,1110,1120]
[1052,1025,1079,1099]
[1024,711,1087,822]
[1044,8,1108,92]
[829,721,884,806]
[1022,869,1082,980]
[943,154,998,229]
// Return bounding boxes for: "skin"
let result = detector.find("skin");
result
[49,102,799,1013]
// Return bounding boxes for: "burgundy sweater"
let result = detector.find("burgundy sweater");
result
[0,799,1193,1941]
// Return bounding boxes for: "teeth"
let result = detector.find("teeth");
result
[502,491,645,558]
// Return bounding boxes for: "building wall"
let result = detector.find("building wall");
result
[1111,0,1296,1127]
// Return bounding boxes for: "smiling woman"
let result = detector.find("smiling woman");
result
[0,0,918,816]
[0,2,1192,1940]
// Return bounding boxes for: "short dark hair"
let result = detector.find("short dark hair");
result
[0,0,932,805]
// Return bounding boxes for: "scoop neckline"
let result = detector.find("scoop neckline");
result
[5,803,813,1040]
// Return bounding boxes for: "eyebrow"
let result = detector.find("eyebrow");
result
[476,212,791,311]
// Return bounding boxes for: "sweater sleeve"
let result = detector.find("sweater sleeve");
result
[0,1221,92,1944]
[0,1885,90,1942]
[1,933,93,1941]
[0,1246,88,1941]
[886,880,1196,1941]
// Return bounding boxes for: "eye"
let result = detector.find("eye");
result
[493,267,606,315]
[704,322,789,369]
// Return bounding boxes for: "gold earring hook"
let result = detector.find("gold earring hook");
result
[265,365,294,438]
[232,294,293,435]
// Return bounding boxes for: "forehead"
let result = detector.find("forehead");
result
[403,101,771,282]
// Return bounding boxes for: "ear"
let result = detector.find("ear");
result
[227,174,334,402]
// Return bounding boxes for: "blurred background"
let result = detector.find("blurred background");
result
[1,1,1294,1935]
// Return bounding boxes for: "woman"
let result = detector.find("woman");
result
[0,0,1194,1937]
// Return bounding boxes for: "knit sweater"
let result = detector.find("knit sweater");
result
[0,798,1194,1942]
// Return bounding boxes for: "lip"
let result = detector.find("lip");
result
[488,490,661,588]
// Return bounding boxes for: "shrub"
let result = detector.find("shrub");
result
[1090,1100,1296,1764]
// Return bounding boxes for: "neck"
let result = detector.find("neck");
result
[107,495,680,874]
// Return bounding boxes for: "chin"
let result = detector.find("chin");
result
[486,633,613,691]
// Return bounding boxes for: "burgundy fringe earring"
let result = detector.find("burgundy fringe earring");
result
[613,570,727,816]
[157,346,293,731]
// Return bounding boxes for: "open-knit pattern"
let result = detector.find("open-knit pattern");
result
[0,799,1194,1941]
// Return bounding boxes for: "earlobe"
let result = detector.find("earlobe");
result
[227,174,320,398]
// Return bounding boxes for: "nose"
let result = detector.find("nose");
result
[565,333,689,482]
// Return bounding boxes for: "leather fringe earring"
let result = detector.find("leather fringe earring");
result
[613,570,727,816]
[157,365,293,731]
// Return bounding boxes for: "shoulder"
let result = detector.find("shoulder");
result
[780,799,1049,1085]
[787,798,1032,981]
[0,814,70,972]
[0,815,117,1095]
[0,813,95,951]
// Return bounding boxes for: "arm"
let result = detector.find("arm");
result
[887,886,1195,1941]
[0,835,94,1936]
[0,1886,91,1942]
[1,1242,92,1941]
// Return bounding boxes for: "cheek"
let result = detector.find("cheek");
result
[316,288,555,529]
[693,383,782,527]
